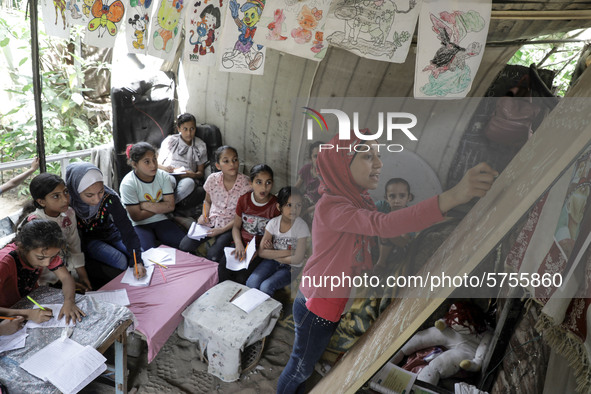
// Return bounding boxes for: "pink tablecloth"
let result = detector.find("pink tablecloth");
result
[100,248,218,362]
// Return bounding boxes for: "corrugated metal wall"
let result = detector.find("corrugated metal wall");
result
[180,44,518,189]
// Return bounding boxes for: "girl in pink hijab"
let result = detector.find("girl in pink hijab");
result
[277,131,497,393]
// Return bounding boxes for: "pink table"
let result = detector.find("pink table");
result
[100,247,218,362]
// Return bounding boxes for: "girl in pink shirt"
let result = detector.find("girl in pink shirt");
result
[179,146,251,261]
[277,131,497,393]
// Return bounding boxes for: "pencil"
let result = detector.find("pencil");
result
[229,289,241,302]
[149,259,168,269]
[0,316,17,320]
[158,265,167,282]
[203,203,208,220]
[27,296,46,311]
[133,249,138,277]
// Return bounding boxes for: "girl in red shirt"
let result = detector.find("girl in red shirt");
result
[277,132,497,393]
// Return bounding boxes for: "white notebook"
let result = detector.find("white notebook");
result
[231,288,270,313]
[224,240,256,271]
[25,304,76,328]
[121,265,154,287]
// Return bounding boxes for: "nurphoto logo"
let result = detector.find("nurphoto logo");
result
[303,107,419,152]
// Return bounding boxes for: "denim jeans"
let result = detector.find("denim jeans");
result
[134,219,186,250]
[179,230,233,262]
[169,175,196,203]
[276,292,340,394]
[245,259,294,296]
[84,238,129,270]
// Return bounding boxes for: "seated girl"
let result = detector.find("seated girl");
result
[294,141,323,221]
[66,162,146,279]
[158,113,207,213]
[19,173,91,290]
[218,164,280,284]
[0,220,85,324]
[179,145,251,261]
[246,186,309,296]
[120,142,186,250]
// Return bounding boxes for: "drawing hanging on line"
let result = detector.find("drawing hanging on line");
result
[125,0,154,53]
[41,0,70,39]
[84,0,125,47]
[184,2,224,65]
[324,0,419,63]
[219,0,265,75]
[148,0,186,60]
[414,0,491,99]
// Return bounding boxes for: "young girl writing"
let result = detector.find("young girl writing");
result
[277,132,497,393]
[19,173,91,290]
[120,142,186,250]
[245,186,309,296]
[158,113,207,208]
[0,220,85,324]
[218,164,280,284]
[66,162,146,279]
[179,145,251,261]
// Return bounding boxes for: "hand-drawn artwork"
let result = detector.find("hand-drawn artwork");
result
[291,5,322,44]
[148,0,186,60]
[414,0,492,99]
[258,0,331,61]
[67,0,83,21]
[324,0,419,63]
[219,0,266,75]
[82,0,94,16]
[41,0,70,38]
[125,0,154,54]
[184,2,224,65]
[266,8,287,41]
[84,0,124,47]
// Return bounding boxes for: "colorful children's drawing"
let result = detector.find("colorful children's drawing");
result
[124,0,154,54]
[148,0,186,60]
[324,0,420,63]
[67,0,83,21]
[258,1,332,61]
[184,1,224,65]
[219,0,265,74]
[84,0,124,47]
[414,0,491,99]
[41,0,70,39]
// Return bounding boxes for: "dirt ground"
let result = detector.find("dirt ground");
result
[0,192,25,219]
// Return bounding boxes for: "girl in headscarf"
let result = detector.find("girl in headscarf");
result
[66,162,146,279]
[277,132,497,393]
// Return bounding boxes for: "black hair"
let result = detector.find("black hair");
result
[214,145,239,163]
[249,164,273,181]
[126,142,156,165]
[176,113,197,127]
[308,141,324,159]
[385,178,411,195]
[200,4,221,28]
[15,219,66,253]
[29,173,66,209]
[276,186,302,209]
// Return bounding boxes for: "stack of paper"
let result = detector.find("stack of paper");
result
[0,327,28,354]
[368,362,417,394]
[121,265,155,287]
[231,288,270,313]
[142,247,176,266]
[224,240,256,271]
[26,304,76,329]
[172,166,186,175]
[86,289,130,306]
[187,222,211,240]
[20,337,107,394]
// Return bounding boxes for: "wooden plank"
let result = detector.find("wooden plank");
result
[311,65,591,394]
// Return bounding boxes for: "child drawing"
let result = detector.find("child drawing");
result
[311,31,324,53]
[54,0,67,29]
[221,0,265,71]
[82,0,93,16]
[198,4,221,55]
[88,0,125,37]
[189,21,208,53]
[67,0,82,20]
[420,10,485,96]
[128,13,149,49]
[291,5,322,44]
[266,8,287,41]
[153,0,183,53]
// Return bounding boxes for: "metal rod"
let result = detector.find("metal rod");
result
[29,0,46,173]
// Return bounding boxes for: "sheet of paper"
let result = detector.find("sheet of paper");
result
[224,240,256,271]
[187,222,211,240]
[0,327,28,354]
[231,288,270,313]
[25,304,76,328]
[20,338,106,394]
[121,265,155,287]
[142,247,176,266]
[369,362,416,394]
[85,289,130,306]
[172,166,186,174]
